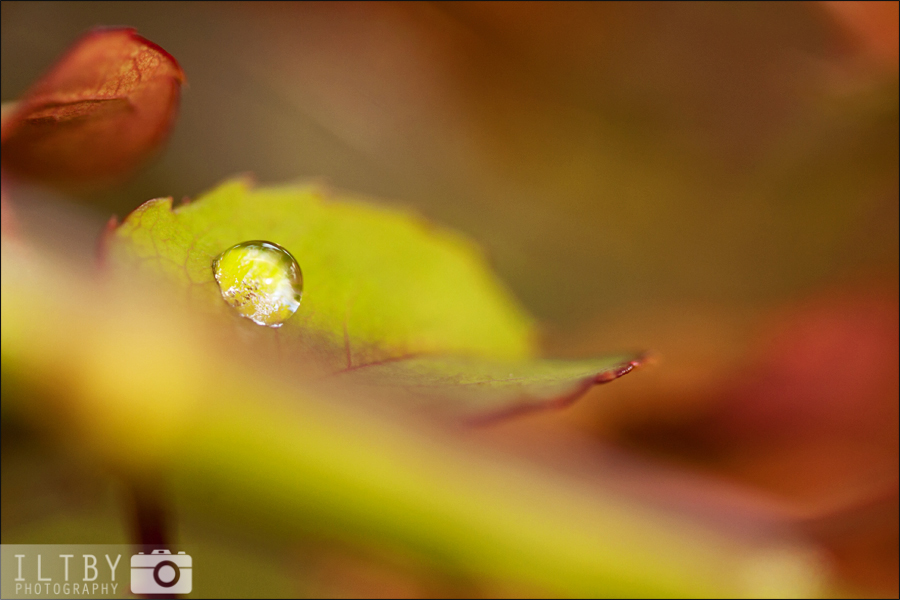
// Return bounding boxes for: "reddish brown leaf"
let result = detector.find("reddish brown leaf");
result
[0,28,184,188]
[820,1,900,67]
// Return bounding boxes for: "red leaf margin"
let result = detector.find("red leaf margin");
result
[466,356,646,426]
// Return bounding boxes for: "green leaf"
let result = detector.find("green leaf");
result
[105,179,642,419]
[107,178,535,362]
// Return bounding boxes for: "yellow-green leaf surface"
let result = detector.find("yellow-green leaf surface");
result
[107,178,535,362]
[105,179,643,419]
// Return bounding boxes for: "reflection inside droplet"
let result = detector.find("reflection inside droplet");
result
[212,240,303,327]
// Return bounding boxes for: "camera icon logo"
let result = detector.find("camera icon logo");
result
[131,549,192,595]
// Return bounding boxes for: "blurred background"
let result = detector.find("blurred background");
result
[2,2,897,596]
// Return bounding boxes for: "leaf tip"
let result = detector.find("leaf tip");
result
[467,353,650,427]
[594,352,650,383]
[123,28,185,83]
[213,173,259,196]
[113,195,174,230]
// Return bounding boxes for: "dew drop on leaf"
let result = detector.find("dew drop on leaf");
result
[212,241,303,327]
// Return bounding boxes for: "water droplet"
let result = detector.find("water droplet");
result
[212,241,303,327]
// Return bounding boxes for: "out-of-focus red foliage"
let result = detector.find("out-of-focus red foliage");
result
[712,287,898,459]
[607,283,899,592]
[0,28,183,189]
[821,1,900,67]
